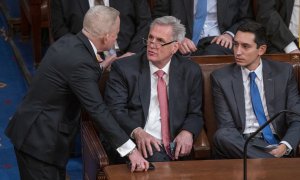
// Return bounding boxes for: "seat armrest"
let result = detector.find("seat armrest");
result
[193,130,211,159]
[81,116,109,179]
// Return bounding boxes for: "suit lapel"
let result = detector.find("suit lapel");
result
[232,65,246,129]
[138,55,151,122]
[168,56,181,138]
[185,0,194,37]
[262,60,275,121]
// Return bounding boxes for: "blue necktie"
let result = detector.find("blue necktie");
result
[192,0,207,45]
[249,72,278,144]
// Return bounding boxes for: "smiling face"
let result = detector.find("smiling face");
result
[146,24,179,69]
[233,31,266,71]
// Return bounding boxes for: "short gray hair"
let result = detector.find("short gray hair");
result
[83,6,120,37]
[150,16,186,42]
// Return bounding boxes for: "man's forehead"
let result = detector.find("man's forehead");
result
[234,31,256,43]
[149,25,173,37]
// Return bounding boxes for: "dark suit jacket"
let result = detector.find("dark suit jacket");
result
[168,0,253,39]
[50,0,151,54]
[104,52,203,140]
[256,0,296,52]
[211,59,300,150]
[5,32,130,167]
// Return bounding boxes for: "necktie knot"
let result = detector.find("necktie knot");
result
[249,72,257,81]
[156,70,165,78]
[94,0,104,5]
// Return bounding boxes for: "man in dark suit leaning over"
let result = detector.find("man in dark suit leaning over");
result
[105,16,203,162]
[5,6,149,179]
[211,21,300,159]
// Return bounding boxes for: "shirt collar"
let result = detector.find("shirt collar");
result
[149,60,171,76]
[88,39,98,56]
[241,58,263,81]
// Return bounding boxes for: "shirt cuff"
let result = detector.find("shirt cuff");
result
[283,42,298,53]
[116,139,136,157]
[280,141,292,155]
[224,31,234,38]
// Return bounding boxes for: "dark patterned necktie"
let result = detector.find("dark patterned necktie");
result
[94,0,104,5]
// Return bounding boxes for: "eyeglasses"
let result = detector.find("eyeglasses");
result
[142,38,177,48]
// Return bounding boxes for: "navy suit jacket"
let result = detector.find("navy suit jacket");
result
[50,0,151,54]
[256,0,296,51]
[5,32,130,167]
[211,59,300,150]
[104,52,203,140]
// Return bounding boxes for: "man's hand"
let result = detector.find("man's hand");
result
[117,52,135,59]
[133,127,161,158]
[268,143,287,158]
[179,37,197,55]
[211,33,233,49]
[128,148,149,172]
[100,54,117,70]
[173,130,193,159]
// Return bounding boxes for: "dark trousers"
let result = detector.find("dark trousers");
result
[14,148,66,180]
[192,36,233,56]
[213,128,275,159]
[146,145,192,162]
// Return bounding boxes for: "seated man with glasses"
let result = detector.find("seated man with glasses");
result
[104,16,204,162]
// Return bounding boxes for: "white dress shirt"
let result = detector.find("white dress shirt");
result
[143,61,171,141]
[241,59,292,150]
[193,0,234,39]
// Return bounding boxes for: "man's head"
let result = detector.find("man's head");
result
[82,6,120,52]
[233,21,267,71]
[146,16,185,69]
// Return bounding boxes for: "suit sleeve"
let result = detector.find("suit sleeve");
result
[122,0,152,53]
[211,73,237,129]
[225,0,253,34]
[151,0,171,19]
[280,65,300,150]
[104,62,141,135]
[256,0,296,51]
[50,0,69,40]
[68,60,130,149]
[179,65,203,138]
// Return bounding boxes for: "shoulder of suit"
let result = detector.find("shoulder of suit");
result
[262,58,293,70]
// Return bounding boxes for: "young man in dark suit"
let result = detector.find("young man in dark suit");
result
[211,21,300,159]
[105,16,203,162]
[50,0,152,55]
[6,6,149,179]
[153,0,253,55]
[256,0,300,53]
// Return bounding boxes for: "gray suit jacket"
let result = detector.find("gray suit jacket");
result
[256,0,296,51]
[104,52,203,140]
[211,59,300,150]
[5,32,130,167]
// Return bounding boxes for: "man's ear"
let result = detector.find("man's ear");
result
[172,42,180,54]
[258,44,267,56]
[102,34,109,44]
